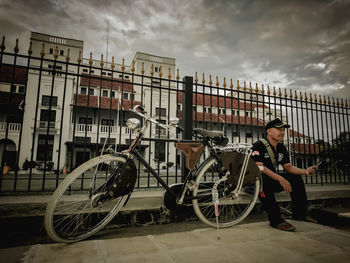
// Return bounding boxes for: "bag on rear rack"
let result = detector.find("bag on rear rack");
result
[220,151,261,187]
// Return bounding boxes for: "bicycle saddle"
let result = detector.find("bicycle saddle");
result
[193,128,224,138]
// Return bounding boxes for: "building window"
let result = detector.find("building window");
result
[177,104,181,111]
[203,107,206,113]
[208,108,212,113]
[222,109,226,114]
[193,106,196,112]
[49,48,53,54]
[18,86,25,93]
[108,72,112,76]
[83,69,88,73]
[89,88,94,95]
[74,136,91,143]
[232,110,235,115]
[90,70,95,74]
[60,50,64,56]
[155,67,158,72]
[79,117,92,124]
[154,141,166,162]
[123,93,128,99]
[101,119,114,126]
[102,71,106,76]
[111,91,115,98]
[102,90,108,97]
[40,109,56,122]
[81,87,87,94]
[155,107,166,117]
[233,131,239,137]
[130,93,135,100]
[125,75,129,79]
[42,95,58,106]
[36,135,54,161]
[10,85,16,93]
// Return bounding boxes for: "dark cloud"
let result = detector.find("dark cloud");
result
[0,0,349,99]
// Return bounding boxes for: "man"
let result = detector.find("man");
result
[251,118,318,231]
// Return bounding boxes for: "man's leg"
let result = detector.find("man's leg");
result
[283,173,307,219]
[259,191,284,226]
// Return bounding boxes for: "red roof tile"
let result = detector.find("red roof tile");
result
[290,143,320,154]
[0,64,27,84]
[80,74,133,92]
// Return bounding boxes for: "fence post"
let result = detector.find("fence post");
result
[182,76,193,182]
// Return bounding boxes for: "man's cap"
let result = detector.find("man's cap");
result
[265,118,290,130]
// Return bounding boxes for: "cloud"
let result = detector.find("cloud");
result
[0,0,349,99]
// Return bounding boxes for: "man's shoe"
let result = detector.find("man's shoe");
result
[273,221,296,231]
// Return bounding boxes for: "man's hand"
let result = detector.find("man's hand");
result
[279,176,292,193]
[305,166,317,176]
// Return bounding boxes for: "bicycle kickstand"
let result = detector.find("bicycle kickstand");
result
[212,188,220,240]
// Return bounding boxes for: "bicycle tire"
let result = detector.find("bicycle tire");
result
[44,154,130,243]
[192,156,260,228]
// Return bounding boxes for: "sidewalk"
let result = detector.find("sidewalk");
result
[1,184,350,218]
[1,220,349,263]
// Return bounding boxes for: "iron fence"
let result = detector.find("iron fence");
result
[0,37,349,193]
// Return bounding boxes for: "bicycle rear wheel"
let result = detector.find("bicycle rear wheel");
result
[192,156,260,228]
[44,154,130,243]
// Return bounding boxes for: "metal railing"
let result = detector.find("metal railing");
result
[0,37,349,193]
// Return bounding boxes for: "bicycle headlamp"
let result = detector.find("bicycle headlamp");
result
[126,118,140,130]
[169,117,179,126]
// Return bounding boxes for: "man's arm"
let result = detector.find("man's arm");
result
[256,161,292,193]
[283,163,317,176]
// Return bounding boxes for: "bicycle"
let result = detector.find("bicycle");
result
[44,105,261,243]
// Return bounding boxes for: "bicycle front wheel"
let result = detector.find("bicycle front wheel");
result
[44,154,130,243]
[192,156,260,228]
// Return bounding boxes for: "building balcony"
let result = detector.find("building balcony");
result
[0,122,21,144]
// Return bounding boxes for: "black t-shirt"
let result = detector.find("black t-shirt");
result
[251,139,290,173]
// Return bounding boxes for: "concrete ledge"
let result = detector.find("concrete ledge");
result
[0,184,349,218]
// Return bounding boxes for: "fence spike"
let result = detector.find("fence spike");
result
[278,87,282,97]
[309,93,313,102]
[267,85,271,95]
[327,96,330,105]
[202,73,205,85]
[230,78,233,89]
[261,84,265,94]
[77,50,82,64]
[243,81,247,91]
[66,48,70,62]
[54,46,59,60]
[255,83,259,93]
[209,75,212,86]
[332,97,335,106]
[299,91,303,100]
[14,38,19,54]
[159,65,162,78]
[289,89,292,99]
[319,95,322,104]
[0,36,5,51]
[176,69,179,81]
[100,54,104,68]
[223,77,227,88]
[341,98,344,107]
[249,82,253,93]
[304,92,308,102]
[111,56,115,69]
[273,86,276,96]
[28,41,32,56]
[294,90,298,100]
[89,52,93,66]
[284,88,287,98]
[216,76,219,87]
[150,64,154,77]
[336,98,340,106]
[236,80,240,90]
[141,62,144,75]
[168,67,171,79]
[314,94,317,103]
[131,60,135,73]
[121,58,125,72]
[40,43,45,58]
[345,99,348,108]
[195,72,198,83]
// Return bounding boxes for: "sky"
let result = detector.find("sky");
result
[0,0,350,100]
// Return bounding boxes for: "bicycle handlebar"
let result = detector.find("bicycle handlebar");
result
[131,105,174,131]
